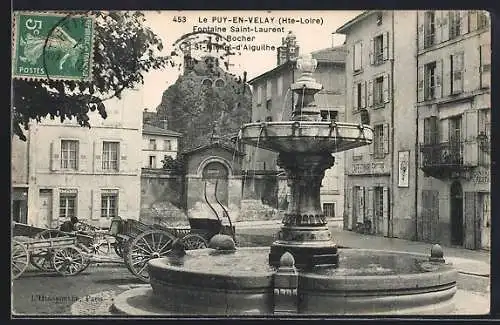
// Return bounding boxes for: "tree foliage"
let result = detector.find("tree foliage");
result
[12,11,170,141]
[156,56,252,150]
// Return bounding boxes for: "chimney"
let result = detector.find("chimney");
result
[144,108,148,112]
[160,119,168,130]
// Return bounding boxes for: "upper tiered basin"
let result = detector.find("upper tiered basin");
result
[240,121,373,153]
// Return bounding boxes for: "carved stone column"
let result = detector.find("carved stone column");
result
[269,152,338,268]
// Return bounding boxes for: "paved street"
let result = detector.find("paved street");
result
[12,225,490,316]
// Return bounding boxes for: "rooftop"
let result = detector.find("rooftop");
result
[142,123,182,137]
[336,11,378,34]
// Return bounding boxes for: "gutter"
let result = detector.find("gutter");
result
[414,12,420,241]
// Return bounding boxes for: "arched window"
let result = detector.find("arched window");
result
[201,78,213,88]
[214,78,226,88]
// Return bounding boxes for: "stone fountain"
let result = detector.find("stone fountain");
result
[112,54,458,316]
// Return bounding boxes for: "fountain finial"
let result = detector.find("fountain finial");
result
[296,53,317,76]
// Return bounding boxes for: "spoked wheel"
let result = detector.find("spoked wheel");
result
[91,238,111,256]
[31,230,68,271]
[51,246,90,276]
[181,234,208,250]
[125,230,175,283]
[12,240,29,280]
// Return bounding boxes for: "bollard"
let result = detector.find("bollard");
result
[273,252,299,315]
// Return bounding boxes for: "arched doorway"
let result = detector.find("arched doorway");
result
[450,181,464,246]
[202,161,229,207]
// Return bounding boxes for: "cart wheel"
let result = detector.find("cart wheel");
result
[181,234,208,250]
[91,238,111,256]
[12,240,29,280]
[30,229,68,271]
[52,246,90,276]
[125,230,176,283]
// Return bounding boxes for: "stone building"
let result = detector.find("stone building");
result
[142,121,182,168]
[11,89,143,228]
[416,10,491,250]
[245,32,347,219]
[336,10,490,250]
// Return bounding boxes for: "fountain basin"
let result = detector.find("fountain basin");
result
[240,121,373,153]
[113,247,458,315]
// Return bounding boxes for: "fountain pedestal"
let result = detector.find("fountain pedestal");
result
[269,152,338,268]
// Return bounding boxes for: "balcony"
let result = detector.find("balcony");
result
[419,141,476,179]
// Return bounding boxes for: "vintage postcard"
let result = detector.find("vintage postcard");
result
[11,10,491,317]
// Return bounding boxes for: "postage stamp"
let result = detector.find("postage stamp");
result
[12,12,95,81]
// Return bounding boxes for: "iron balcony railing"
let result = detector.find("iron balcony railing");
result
[420,141,464,168]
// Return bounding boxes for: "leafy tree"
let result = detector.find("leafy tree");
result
[12,11,171,141]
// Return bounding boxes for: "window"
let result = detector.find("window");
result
[357,83,362,109]
[353,81,366,110]
[376,12,383,25]
[214,79,225,87]
[59,191,77,219]
[449,116,462,144]
[450,53,464,94]
[266,99,272,111]
[323,203,335,218]
[257,86,263,105]
[480,44,491,88]
[469,10,489,31]
[101,192,118,218]
[277,76,283,96]
[374,125,385,158]
[373,35,384,65]
[424,11,436,48]
[201,78,213,88]
[374,187,384,227]
[478,109,491,165]
[164,140,172,151]
[61,140,78,170]
[424,62,437,100]
[373,76,384,105]
[320,110,338,122]
[423,116,439,145]
[149,139,156,150]
[353,41,362,72]
[149,156,156,168]
[449,11,461,40]
[102,142,119,171]
[266,80,272,100]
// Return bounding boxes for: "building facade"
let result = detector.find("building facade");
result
[12,89,143,229]
[246,32,347,219]
[416,10,491,250]
[337,10,490,250]
[142,123,182,168]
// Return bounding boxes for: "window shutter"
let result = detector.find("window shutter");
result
[431,191,440,242]
[91,189,101,220]
[79,139,89,172]
[463,110,479,166]
[383,123,390,154]
[352,44,356,71]
[431,116,439,144]
[50,140,61,171]
[460,10,469,34]
[357,186,365,223]
[441,12,450,42]
[480,44,491,88]
[361,81,367,108]
[469,11,478,31]
[367,188,374,227]
[359,42,363,68]
[383,73,390,103]
[418,11,425,50]
[347,187,353,230]
[382,32,389,61]
[435,59,443,98]
[367,79,373,107]
[369,38,374,65]
[417,66,425,102]
[452,52,464,94]
[443,56,452,96]
[423,118,430,144]
[435,12,442,44]
[440,118,449,143]
[117,189,127,217]
[119,143,129,173]
[382,187,389,237]
[93,141,103,173]
[353,84,358,110]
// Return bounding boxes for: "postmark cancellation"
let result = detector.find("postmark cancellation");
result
[12,12,95,81]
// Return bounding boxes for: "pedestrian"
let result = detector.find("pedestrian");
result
[59,216,79,232]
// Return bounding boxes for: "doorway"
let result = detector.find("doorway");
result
[450,181,463,246]
[38,189,53,228]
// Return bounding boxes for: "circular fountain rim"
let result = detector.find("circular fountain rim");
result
[241,121,374,128]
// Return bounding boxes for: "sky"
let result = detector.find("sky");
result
[139,10,363,111]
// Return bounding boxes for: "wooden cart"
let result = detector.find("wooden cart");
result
[11,223,94,279]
